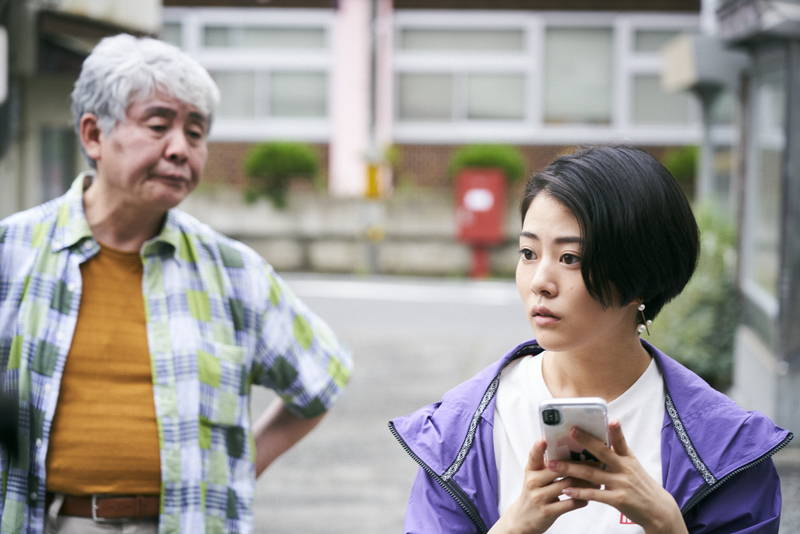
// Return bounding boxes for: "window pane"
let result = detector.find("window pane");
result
[204,26,233,47]
[634,30,680,53]
[711,90,735,125]
[241,27,325,49]
[632,74,691,125]
[399,28,524,52]
[467,74,524,120]
[204,26,325,48]
[397,73,453,120]
[210,71,255,118]
[544,28,612,125]
[269,71,327,118]
[161,23,182,47]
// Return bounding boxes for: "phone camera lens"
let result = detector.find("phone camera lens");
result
[542,409,561,426]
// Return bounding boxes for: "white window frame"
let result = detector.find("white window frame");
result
[393,10,702,146]
[163,8,334,142]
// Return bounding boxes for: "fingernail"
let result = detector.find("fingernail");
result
[562,488,574,497]
[547,460,561,470]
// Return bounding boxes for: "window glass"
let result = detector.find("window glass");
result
[399,28,524,52]
[397,73,453,120]
[270,71,327,118]
[204,26,325,48]
[634,30,680,53]
[204,26,233,47]
[632,74,691,125]
[544,27,613,125]
[745,58,784,300]
[210,71,256,118]
[467,74,524,120]
[161,23,182,47]
[240,27,325,49]
[711,90,735,125]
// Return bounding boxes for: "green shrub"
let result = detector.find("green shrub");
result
[448,144,526,184]
[244,142,319,208]
[661,145,698,194]
[649,203,739,391]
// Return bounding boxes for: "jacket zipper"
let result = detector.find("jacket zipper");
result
[388,421,488,533]
[681,432,794,515]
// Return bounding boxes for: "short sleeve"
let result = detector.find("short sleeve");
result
[250,264,353,418]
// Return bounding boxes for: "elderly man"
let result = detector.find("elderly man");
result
[0,34,352,534]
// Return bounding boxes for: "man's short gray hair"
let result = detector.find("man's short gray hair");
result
[71,33,220,166]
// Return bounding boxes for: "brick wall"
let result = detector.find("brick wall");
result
[205,142,686,194]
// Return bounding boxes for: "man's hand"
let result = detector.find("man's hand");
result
[489,440,595,534]
[252,398,326,477]
[549,421,688,534]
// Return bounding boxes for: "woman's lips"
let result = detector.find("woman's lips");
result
[532,306,560,327]
[533,315,560,327]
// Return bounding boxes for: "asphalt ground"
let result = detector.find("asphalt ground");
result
[252,274,800,533]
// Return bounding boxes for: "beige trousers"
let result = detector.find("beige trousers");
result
[44,494,158,534]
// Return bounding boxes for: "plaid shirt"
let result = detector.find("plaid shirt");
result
[0,174,353,534]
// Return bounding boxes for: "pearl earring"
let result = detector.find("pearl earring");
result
[637,303,652,336]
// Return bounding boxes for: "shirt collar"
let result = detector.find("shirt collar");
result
[52,171,184,257]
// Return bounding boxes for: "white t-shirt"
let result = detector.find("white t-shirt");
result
[493,353,665,533]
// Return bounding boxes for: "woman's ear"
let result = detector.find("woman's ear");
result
[79,113,103,162]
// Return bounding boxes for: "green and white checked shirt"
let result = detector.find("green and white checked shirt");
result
[0,174,353,534]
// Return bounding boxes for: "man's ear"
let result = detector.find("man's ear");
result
[79,113,103,162]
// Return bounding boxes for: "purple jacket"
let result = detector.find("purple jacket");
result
[390,340,793,533]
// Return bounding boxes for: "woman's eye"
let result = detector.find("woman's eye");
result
[149,124,167,132]
[519,248,535,261]
[561,253,581,265]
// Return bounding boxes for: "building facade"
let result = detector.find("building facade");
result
[161,0,703,196]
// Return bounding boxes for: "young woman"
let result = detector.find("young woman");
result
[390,146,792,533]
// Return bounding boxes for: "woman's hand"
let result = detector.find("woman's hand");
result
[548,421,688,534]
[489,439,594,534]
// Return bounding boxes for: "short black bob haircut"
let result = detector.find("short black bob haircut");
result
[520,146,699,321]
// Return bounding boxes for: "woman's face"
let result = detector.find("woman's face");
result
[516,193,638,353]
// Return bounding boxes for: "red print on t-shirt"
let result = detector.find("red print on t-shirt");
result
[620,513,636,525]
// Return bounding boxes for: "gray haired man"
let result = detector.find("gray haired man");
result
[0,34,352,534]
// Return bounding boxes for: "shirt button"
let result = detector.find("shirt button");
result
[30,492,37,501]
[35,438,42,448]
[68,283,78,293]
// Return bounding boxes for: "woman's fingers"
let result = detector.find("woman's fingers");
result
[607,420,630,456]
[526,439,547,471]
[534,476,597,501]
[568,426,619,469]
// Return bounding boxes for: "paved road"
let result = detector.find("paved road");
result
[251,274,799,533]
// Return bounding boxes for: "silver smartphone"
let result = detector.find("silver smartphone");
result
[539,397,609,463]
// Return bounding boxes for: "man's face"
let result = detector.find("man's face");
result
[92,92,209,212]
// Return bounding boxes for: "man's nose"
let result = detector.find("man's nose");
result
[164,130,189,163]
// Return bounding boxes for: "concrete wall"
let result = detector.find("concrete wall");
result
[181,186,521,277]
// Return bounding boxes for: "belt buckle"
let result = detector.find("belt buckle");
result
[91,495,122,524]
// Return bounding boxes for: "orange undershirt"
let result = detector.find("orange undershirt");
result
[46,243,161,495]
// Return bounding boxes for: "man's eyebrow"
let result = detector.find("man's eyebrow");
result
[143,106,177,118]
[188,111,208,126]
[519,231,582,245]
[143,107,208,125]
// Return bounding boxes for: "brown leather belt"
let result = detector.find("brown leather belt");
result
[47,493,159,521]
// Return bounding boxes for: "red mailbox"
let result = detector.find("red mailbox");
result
[454,169,507,278]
